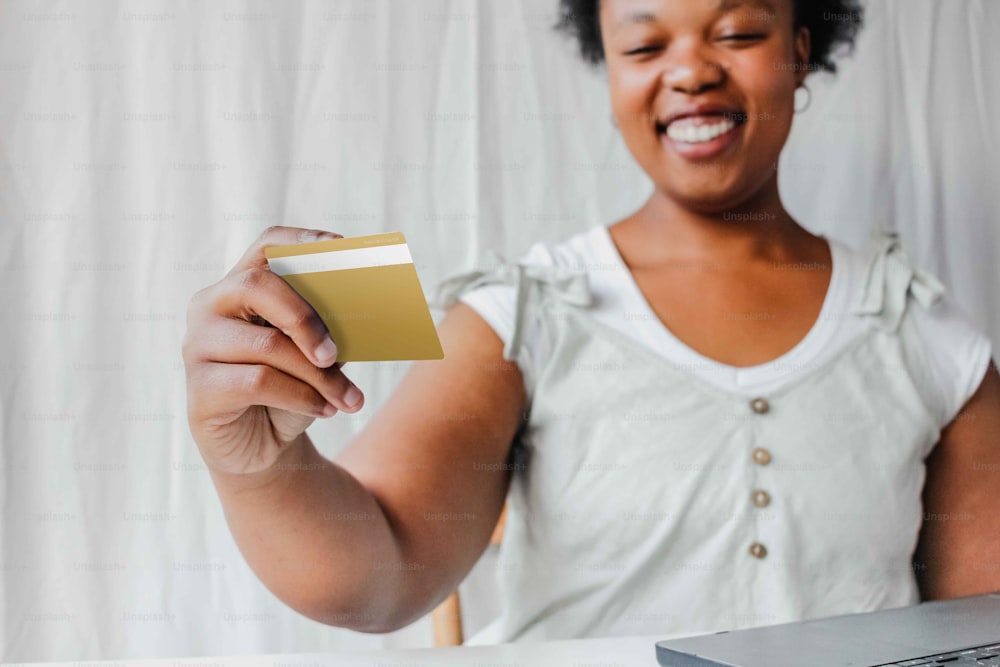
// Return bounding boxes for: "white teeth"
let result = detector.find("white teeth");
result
[666,117,738,144]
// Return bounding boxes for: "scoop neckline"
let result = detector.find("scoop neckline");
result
[595,223,846,385]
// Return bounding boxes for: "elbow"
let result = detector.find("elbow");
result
[266,543,443,634]
[284,582,416,634]
[311,607,397,634]
[307,591,447,635]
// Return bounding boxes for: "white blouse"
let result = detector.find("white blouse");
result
[427,227,993,646]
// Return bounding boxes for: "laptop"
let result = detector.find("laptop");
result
[655,591,1000,666]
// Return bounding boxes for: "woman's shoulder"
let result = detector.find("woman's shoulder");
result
[838,230,993,428]
[906,280,993,428]
[429,228,606,388]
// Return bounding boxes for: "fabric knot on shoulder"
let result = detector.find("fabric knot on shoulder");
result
[850,229,946,332]
[427,248,592,361]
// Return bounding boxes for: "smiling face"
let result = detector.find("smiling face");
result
[600,0,811,215]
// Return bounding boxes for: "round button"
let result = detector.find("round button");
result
[750,397,769,414]
[752,489,771,508]
[751,447,771,465]
[749,542,767,559]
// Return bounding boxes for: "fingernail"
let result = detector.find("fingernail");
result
[314,337,338,365]
[321,403,338,417]
[343,385,363,409]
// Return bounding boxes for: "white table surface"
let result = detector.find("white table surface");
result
[16,633,669,666]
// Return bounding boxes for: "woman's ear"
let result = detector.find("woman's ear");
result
[794,25,812,87]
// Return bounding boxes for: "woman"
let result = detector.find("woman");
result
[182,0,1000,645]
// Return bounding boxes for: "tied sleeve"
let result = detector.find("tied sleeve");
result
[427,248,593,362]
[850,229,946,333]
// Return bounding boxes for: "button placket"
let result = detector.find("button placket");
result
[748,397,772,560]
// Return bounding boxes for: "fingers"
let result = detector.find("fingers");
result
[194,317,365,413]
[228,226,344,277]
[209,266,340,368]
[183,224,366,431]
[189,362,339,425]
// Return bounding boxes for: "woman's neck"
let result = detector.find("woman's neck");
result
[628,175,819,267]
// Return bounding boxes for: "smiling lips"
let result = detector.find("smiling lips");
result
[656,112,747,159]
[665,115,741,143]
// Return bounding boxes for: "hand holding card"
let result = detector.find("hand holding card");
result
[265,232,444,362]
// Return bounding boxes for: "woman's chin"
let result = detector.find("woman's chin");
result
[656,181,752,215]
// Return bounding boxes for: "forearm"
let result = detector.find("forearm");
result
[208,431,405,631]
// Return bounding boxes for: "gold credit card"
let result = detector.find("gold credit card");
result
[264,231,444,362]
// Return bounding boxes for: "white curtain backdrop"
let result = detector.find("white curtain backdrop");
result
[1,0,997,662]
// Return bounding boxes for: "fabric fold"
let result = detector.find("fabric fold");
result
[428,249,592,360]
[851,229,946,332]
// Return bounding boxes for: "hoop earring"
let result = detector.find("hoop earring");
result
[794,84,812,114]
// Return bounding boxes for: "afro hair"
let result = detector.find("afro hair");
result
[554,0,864,73]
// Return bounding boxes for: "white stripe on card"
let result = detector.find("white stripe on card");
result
[267,243,413,276]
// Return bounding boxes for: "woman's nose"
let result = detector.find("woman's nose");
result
[660,44,725,94]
